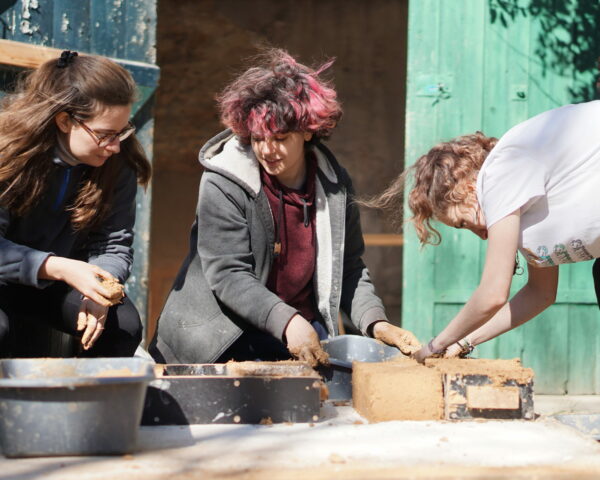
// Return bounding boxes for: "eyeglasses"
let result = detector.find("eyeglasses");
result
[70,115,136,147]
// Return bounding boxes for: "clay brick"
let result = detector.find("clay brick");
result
[352,359,444,421]
[352,358,535,422]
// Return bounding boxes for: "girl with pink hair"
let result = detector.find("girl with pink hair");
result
[151,49,420,365]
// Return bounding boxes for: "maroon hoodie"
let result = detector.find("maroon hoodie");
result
[260,154,317,321]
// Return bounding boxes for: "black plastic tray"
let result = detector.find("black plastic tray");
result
[142,361,322,425]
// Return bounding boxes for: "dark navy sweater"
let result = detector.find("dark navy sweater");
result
[0,156,138,288]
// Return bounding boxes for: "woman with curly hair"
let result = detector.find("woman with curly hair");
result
[0,51,151,356]
[151,49,420,366]
[371,101,600,362]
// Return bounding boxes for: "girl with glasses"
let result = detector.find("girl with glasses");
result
[150,49,420,366]
[0,51,151,357]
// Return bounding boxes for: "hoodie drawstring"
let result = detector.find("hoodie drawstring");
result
[301,198,309,227]
[273,190,312,257]
[273,190,284,257]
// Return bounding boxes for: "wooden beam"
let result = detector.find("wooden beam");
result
[363,233,404,247]
[0,39,63,69]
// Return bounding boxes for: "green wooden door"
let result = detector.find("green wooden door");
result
[403,0,600,393]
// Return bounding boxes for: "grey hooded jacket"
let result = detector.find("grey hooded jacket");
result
[153,130,388,364]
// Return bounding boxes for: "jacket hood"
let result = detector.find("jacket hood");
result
[198,129,339,197]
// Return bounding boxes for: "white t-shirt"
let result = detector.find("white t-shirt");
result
[476,101,600,267]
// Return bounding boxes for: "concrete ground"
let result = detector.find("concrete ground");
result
[2,396,600,480]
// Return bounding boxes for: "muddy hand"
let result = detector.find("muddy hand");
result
[412,338,447,364]
[39,256,114,307]
[78,297,108,350]
[289,343,330,368]
[285,314,330,368]
[412,344,433,364]
[372,321,421,355]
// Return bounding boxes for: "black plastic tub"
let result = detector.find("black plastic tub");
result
[0,357,155,457]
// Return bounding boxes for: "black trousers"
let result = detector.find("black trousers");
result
[216,328,292,363]
[0,283,142,358]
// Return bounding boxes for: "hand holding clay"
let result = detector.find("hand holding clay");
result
[39,256,121,307]
[78,297,109,350]
[96,275,125,305]
[412,344,433,364]
[284,314,330,368]
[412,339,446,364]
[372,321,421,355]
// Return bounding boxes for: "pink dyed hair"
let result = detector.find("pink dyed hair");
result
[217,49,342,143]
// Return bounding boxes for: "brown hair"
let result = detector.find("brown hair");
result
[0,53,151,231]
[365,132,497,245]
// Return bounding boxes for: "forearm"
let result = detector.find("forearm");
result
[466,283,554,346]
[38,255,66,281]
[433,286,505,350]
[210,268,297,339]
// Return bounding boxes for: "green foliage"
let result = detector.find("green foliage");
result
[489,0,600,101]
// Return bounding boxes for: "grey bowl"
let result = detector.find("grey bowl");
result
[0,357,155,457]
[319,335,400,401]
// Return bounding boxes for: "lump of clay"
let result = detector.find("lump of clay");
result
[97,275,125,305]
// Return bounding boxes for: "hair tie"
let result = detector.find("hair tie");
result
[56,50,78,68]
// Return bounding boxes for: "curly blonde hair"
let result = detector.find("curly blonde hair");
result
[366,132,497,245]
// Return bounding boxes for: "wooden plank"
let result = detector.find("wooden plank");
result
[0,39,158,81]
[466,386,520,410]
[363,234,403,247]
[0,39,61,68]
